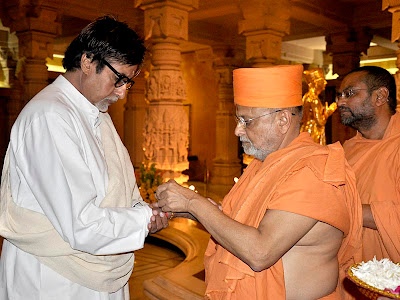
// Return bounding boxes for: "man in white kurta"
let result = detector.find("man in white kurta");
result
[0,16,167,300]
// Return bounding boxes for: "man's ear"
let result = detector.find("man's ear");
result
[277,110,291,134]
[373,87,389,107]
[80,54,92,75]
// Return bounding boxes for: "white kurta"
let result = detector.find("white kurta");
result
[0,75,153,300]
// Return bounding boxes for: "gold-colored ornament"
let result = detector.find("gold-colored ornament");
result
[300,68,337,145]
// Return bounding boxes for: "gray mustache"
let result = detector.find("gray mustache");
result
[339,106,351,112]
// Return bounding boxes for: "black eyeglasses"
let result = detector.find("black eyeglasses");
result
[103,59,135,90]
[335,88,368,102]
[235,109,295,129]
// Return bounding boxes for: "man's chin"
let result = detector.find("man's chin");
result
[339,115,354,127]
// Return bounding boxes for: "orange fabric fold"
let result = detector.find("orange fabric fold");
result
[344,111,400,263]
[204,133,362,300]
[233,65,303,108]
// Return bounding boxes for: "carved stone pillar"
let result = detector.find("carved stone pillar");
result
[238,0,290,67]
[3,2,60,104]
[325,28,372,79]
[382,0,400,109]
[325,28,372,144]
[136,0,198,182]
[4,45,23,132]
[0,27,23,127]
[0,27,21,173]
[210,47,243,186]
[124,72,146,167]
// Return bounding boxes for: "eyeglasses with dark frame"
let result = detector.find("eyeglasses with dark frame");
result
[103,59,136,90]
[235,109,296,129]
[335,88,368,102]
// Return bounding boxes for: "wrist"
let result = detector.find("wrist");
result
[187,194,202,215]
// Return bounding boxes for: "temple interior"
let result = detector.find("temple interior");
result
[0,0,399,299]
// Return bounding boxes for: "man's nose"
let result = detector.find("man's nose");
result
[115,85,127,99]
[336,95,346,107]
[234,123,245,137]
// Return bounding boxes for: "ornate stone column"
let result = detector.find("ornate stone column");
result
[210,46,243,186]
[382,0,400,109]
[238,0,290,67]
[325,28,372,143]
[0,26,21,175]
[3,2,60,104]
[0,28,21,131]
[136,0,198,183]
[326,28,372,79]
[124,72,146,167]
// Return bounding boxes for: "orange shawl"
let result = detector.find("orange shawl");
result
[204,133,362,300]
[344,111,400,262]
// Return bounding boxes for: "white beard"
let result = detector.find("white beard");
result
[240,136,268,161]
[95,98,118,112]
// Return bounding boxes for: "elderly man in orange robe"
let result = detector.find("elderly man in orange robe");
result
[155,65,362,300]
[337,66,400,264]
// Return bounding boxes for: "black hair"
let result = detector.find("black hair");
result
[347,66,397,114]
[63,16,146,73]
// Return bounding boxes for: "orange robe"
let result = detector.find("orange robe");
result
[344,111,400,262]
[204,133,362,300]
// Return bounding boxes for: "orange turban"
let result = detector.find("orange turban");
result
[233,65,303,108]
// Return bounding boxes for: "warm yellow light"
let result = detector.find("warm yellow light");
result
[234,177,239,183]
[46,55,66,73]
[189,185,195,191]
[361,57,396,64]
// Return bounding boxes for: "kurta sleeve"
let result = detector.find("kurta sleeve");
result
[13,112,152,255]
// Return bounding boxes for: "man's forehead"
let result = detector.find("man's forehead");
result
[236,104,266,115]
[340,72,367,90]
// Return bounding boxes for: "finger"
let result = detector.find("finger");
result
[160,212,169,228]
[152,201,160,208]
[155,215,163,231]
[155,185,167,199]
[152,209,159,216]
[156,199,168,210]
[148,220,156,233]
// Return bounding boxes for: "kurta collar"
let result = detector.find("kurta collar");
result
[55,75,100,122]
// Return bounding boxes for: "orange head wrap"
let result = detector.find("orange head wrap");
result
[233,65,303,108]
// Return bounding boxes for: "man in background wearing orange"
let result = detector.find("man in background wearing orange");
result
[155,65,362,299]
[338,66,400,263]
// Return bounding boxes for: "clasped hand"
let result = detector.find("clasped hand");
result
[153,180,195,213]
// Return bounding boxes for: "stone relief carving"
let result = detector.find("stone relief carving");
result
[143,105,189,172]
[146,70,187,101]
